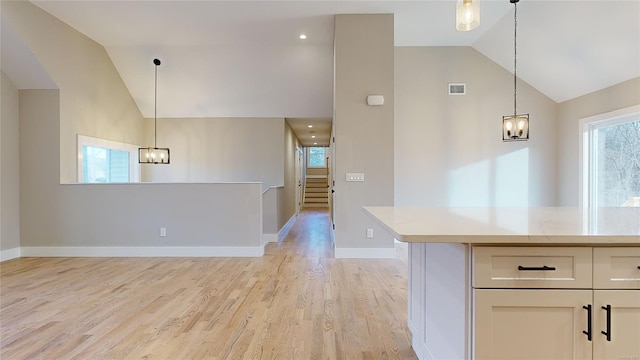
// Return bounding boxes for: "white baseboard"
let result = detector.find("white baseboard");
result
[0,247,21,262]
[334,247,396,259]
[278,214,296,240]
[20,246,264,258]
[262,234,278,245]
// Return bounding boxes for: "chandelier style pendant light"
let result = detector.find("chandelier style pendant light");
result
[456,0,480,32]
[139,58,170,164]
[502,0,529,142]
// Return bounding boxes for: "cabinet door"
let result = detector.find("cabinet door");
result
[593,290,640,360]
[474,289,592,360]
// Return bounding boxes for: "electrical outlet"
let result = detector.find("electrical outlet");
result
[366,228,374,238]
[160,227,167,237]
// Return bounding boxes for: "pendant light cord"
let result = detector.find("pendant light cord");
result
[513,0,518,116]
[154,61,158,148]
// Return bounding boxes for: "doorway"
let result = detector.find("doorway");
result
[285,117,334,245]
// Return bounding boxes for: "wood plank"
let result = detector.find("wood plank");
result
[0,210,416,359]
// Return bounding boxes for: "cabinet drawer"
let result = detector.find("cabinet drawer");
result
[593,247,640,289]
[473,247,592,289]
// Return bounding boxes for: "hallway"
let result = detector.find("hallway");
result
[1,209,416,359]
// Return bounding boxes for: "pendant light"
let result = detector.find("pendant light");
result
[456,0,480,32]
[138,58,170,163]
[502,0,529,142]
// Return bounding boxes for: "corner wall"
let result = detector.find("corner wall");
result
[0,72,20,258]
[333,14,395,258]
[557,77,640,206]
[2,1,145,184]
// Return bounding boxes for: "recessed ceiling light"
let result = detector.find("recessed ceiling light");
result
[314,142,318,145]
[307,125,313,128]
[299,34,307,40]
[311,135,316,138]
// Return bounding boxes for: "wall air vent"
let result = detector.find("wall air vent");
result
[449,83,466,95]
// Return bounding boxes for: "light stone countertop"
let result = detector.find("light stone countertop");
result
[363,206,640,245]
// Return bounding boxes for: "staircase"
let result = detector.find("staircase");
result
[302,177,329,208]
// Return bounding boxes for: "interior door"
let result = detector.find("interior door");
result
[330,119,336,232]
[295,146,302,215]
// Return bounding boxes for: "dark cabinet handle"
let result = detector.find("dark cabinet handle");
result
[601,305,611,341]
[583,305,592,341]
[518,265,556,271]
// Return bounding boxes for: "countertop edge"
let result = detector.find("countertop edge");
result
[363,206,640,246]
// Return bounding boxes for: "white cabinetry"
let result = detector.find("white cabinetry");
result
[473,246,640,360]
[593,290,640,360]
[474,289,592,360]
[407,244,639,360]
[592,248,640,360]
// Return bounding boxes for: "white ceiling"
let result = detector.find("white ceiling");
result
[286,117,332,146]
[5,1,640,121]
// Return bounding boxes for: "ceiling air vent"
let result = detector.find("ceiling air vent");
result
[449,83,466,95]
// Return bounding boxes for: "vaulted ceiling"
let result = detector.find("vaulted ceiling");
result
[4,0,639,123]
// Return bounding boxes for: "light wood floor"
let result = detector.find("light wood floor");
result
[1,209,416,359]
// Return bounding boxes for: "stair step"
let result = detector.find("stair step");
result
[306,178,327,182]
[306,186,327,191]
[304,192,329,198]
[302,203,329,209]
[304,198,328,203]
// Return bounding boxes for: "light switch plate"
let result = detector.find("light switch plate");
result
[346,172,365,182]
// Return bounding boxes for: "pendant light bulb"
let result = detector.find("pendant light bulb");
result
[456,0,480,32]
[463,3,475,23]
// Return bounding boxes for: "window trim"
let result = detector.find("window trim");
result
[579,105,640,208]
[307,146,327,168]
[77,135,141,183]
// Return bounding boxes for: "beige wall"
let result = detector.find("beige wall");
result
[2,1,145,184]
[1,72,21,252]
[334,14,395,255]
[143,117,285,189]
[19,90,262,252]
[557,77,640,206]
[19,90,61,247]
[395,47,558,207]
[262,187,279,238]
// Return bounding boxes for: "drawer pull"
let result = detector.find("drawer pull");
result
[601,305,611,341]
[517,265,556,271]
[582,305,592,341]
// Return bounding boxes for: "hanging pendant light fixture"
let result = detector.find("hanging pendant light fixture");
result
[139,58,170,163]
[456,0,480,32]
[502,0,529,142]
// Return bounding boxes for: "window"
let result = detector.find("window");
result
[308,147,327,167]
[581,107,640,207]
[77,135,140,183]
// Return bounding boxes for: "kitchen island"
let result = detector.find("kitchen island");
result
[364,207,640,360]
